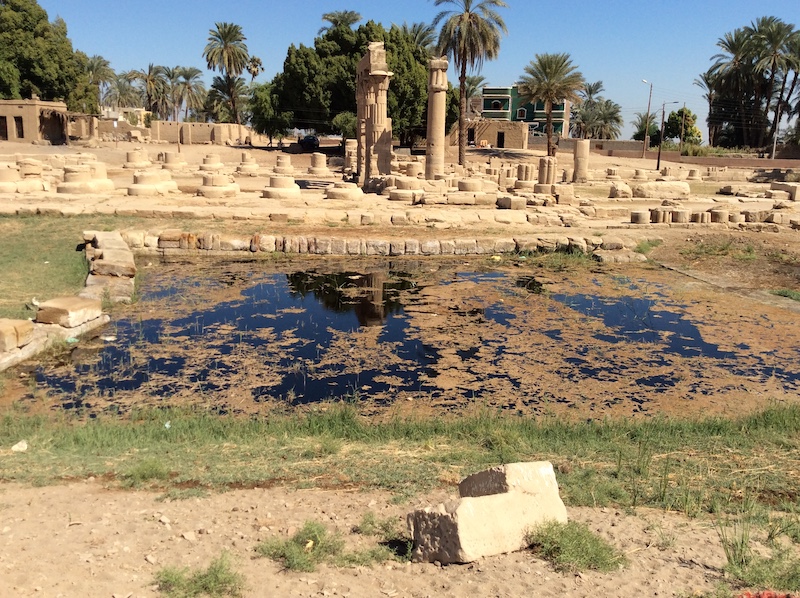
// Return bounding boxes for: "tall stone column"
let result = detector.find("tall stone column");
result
[356,42,393,185]
[573,139,589,183]
[425,57,449,180]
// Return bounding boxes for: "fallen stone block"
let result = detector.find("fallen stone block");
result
[0,319,34,352]
[408,462,568,564]
[91,249,137,277]
[36,297,102,328]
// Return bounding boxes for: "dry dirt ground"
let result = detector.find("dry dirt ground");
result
[1,140,799,597]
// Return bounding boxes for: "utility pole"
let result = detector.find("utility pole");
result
[641,80,653,159]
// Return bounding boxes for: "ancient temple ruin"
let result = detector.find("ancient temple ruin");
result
[425,57,449,181]
[356,42,393,184]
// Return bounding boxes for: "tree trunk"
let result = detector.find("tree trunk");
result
[767,75,788,143]
[458,59,467,166]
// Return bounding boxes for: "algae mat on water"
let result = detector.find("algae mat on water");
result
[10,256,800,420]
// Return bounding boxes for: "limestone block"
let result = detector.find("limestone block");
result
[454,239,478,255]
[630,211,650,225]
[439,240,456,255]
[0,320,17,352]
[391,213,409,225]
[404,239,420,254]
[553,184,576,205]
[497,196,526,210]
[600,236,626,250]
[494,238,517,253]
[458,178,483,192]
[92,231,130,251]
[593,249,648,264]
[0,319,34,352]
[610,181,633,199]
[409,462,568,564]
[459,462,565,499]
[420,240,441,255]
[346,239,363,255]
[254,234,277,252]
[632,181,690,199]
[81,275,136,303]
[365,240,389,256]
[91,249,137,277]
[219,235,250,251]
[36,297,102,328]
[330,238,347,255]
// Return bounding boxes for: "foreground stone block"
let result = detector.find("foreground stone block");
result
[0,319,34,352]
[36,297,102,328]
[408,462,567,564]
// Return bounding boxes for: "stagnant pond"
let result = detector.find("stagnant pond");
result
[28,257,800,419]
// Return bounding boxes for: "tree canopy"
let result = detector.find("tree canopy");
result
[518,53,585,156]
[703,16,798,148]
[265,17,454,146]
[433,0,508,164]
[0,0,95,111]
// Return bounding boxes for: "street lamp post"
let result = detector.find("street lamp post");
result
[641,79,653,159]
[656,101,679,171]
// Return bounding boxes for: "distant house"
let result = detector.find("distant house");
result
[0,97,69,144]
[481,86,571,137]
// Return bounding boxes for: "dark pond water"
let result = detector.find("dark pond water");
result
[33,262,800,416]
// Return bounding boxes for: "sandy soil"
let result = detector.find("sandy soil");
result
[1,139,799,597]
[0,481,736,598]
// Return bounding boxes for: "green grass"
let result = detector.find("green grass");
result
[634,239,663,254]
[770,288,800,302]
[526,520,627,573]
[2,402,800,519]
[256,520,396,571]
[155,552,244,597]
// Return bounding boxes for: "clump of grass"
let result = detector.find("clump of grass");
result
[526,520,626,573]
[157,487,209,502]
[681,238,734,259]
[770,289,800,302]
[257,520,396,571]
[257,521,345,572]
[634,239,663,254]
[353,511,400,541]
[122,457,170,487]
[155,552,244,597]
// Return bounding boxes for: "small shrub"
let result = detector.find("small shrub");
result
[634,239,663,254]
[526,520,626,573]
[123,458,170,486]
[770,289,800,302]
[353,511,400,541]
[256,521,344,572]
[155,552,244,597]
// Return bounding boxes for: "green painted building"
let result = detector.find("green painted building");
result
[480,86,570,137]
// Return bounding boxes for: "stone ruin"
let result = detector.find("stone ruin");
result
[408,462,568,564]
[356,41,393,185]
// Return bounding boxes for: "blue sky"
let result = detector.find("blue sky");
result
[39,0,798,140]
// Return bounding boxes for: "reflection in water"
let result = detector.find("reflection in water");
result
[286,270,413,327]
[31,265,800,417]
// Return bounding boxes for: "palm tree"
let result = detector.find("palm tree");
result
[318,10,362,35]
[207,75,248,123]
[203,22,249,124]
[746,16,796,144]
[103,73,141,109]
[162,66,182,121]
[592,99,623,139]
[398,21,437,54]
[433,0,508,165]
[694,69,721,146]
[125,64,168,119]
[518,53,585,156]
[86,55,114,105]
[176,67,206,121]
[464,74,487,116]
[246,56,264,81]
[570,80,604,139]
[711,27,761,146]
[631,111,659,145]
